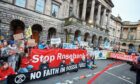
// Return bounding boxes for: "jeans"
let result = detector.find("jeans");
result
[8,62,16,71]
[18,65,33,73]
[0,79,7,84]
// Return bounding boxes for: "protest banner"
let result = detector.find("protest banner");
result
[30,49,87,70]
[51,38,61,45]
[13,33,24,40]
[109,52,137,62]
[7,63,86,84]
[94,50,108,59]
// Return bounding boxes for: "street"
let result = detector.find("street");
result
[26,60,136,84]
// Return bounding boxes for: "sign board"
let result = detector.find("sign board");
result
[16,40,25,52]
[13,33,24,40]
[104,40,110,49]
[80,41,88,47]
[93,50,108,59]
[63,43,77,49]
[51,38,61,45]
[27,39,36,47]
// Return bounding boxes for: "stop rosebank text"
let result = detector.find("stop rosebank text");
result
[30,49,87,70]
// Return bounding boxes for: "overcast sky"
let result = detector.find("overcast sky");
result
[112,0,140,22]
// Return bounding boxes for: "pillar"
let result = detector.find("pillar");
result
[81,0,88,21]
[72,0,77,17]
[89,0,95,24]
[96,4,102,26]
[107,12,111,28]
[77,0,80,18]
[102,8,107,28]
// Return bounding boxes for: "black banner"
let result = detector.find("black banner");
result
[7,63,86,84]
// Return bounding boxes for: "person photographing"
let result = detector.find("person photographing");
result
[135,56,140,84]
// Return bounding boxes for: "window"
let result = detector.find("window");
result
[15,0,26,7]
[35,0,45,13]
[129,35,134,40]
[69,7,73,17]
[52,3,59,17]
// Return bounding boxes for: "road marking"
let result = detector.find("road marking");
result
[105,72,134,84]
[108,63,126,70]
[94,63,126,75]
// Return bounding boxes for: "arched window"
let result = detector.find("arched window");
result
[84,33,90,42]
[10,19,25,34]
[48,28,57,40]
[32,24,43,43]
[35,0,45,13]
[15,0,26,7]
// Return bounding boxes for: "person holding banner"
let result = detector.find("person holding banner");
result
[70,59,78,72]
[0,62,15,84]
[18,53,33,73]
[40,60,49,70]
[7,43,17,71]
[59,59,67,67]
[38,41,46,49]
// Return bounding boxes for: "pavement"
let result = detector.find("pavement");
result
[26,59,136,84]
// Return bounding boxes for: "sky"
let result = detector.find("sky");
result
[112,0,140,22]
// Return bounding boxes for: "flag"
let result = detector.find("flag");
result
[25,26,32,38]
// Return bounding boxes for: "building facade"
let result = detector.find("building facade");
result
[109,15,122,48]
[121,21,140,51]
[0,0,115,47]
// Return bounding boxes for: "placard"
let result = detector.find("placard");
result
[13,33,24,40]
[63,43,77,49]
[51,38,61,45]
[80,41,88,47]
[27,39,36,47]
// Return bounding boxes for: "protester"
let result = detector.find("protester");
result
[0,60,4,67]
[0,40,9,61]
[38,41,46,49]
[40,60,49,70]
[59,59,66,67]
[138,45,140,53]
[70,59,78,72]
[18,53,33,73]
[0,62,15,84]
[135,56,140,84]
[7,43,17,71]
[91,56,97,68]
[80,56,86,63]
[86,57,94,70]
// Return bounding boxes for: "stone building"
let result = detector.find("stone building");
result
[109,15,122,48]
[121,21,140,51]
[0,0,114,47]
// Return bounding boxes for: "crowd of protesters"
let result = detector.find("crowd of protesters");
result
[0,39,97,84]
